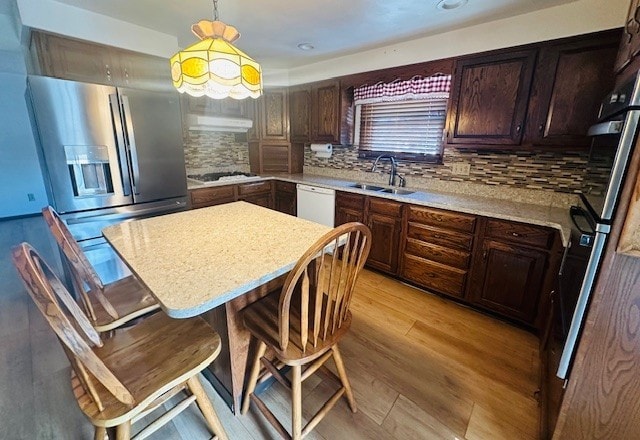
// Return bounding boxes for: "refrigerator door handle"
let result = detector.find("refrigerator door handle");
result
[120,94,140,195]
[109,93,132,197]
[66,201,187,225]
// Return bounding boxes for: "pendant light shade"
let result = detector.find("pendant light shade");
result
[170,18,262,100]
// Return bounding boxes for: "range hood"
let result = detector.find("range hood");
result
[187,114,253,133]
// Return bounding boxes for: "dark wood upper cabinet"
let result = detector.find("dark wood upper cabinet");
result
[289,85,311,143]
[311,80,341,143]
[260,88,289,141]
[446,49,537,146]
[525,31,619,147]
[30,31,171,91]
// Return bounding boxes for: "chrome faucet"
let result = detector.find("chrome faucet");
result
[371,154,402,186]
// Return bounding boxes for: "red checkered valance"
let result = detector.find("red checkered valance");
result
[354,74,451,105]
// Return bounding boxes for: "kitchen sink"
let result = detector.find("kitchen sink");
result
[380,188,415,195]
[348,183,386,191]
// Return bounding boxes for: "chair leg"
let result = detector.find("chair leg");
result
[332,344,357,413]
[115,421,131,440]
[241,339,267,415]
[187,375,229,440]
[94,426,107,440]
[291,365,302,440]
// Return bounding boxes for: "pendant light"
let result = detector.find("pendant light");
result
[170,0,262,99]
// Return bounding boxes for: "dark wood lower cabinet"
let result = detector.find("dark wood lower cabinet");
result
[402,253,468,298]
[274,181,297,216]
[367,212,401,274]
[469,239,547,324]
[335,192,365,225]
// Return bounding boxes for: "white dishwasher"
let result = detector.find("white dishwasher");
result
[296,184,335,227]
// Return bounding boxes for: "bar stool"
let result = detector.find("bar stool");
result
[12,242,228,440]
[42,206,159,333]
[240,222,371,439]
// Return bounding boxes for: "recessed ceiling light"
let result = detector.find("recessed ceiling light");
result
[437,0,468,10]
[297,43,315,51]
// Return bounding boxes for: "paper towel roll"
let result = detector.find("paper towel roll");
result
[310,143,333,158]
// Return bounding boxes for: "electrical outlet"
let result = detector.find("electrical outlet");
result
[27,193,35,202]
[237,151,244,161]
[451,163,471,176]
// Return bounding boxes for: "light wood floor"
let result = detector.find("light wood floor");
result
[0,216,540,439]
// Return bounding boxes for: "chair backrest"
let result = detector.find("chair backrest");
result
[42,206,119,322]
[278,222,371,353]
[12,242,135,409]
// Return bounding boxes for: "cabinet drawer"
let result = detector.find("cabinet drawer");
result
[190,185,235,207]
[407,223,474,251]
[485,219,554,249]
[401,254,467,298]
[275,180,296,193]
[336,192,365,210]
[407,205,476,233]
[238,180,272,196]
[404,238,471,270]
[369,197,403,217]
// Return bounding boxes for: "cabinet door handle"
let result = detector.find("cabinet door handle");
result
[432,234,441,239]
[512,232,520,237]
[515,124,522,133]
[538,124,544,133]
[483,250,488,260]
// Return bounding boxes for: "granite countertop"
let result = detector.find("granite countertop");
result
[102,202,332,318]
[188,173,572,246]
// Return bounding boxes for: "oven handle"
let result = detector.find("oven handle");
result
[569,205,596,239]
[587,120,623,136]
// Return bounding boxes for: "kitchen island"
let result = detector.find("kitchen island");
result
[103,201,332,412]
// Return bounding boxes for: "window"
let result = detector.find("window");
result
[354,75,451,163]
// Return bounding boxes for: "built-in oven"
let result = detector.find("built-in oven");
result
[556,71,640,381]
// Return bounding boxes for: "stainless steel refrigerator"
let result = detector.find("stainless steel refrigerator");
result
[28,75,188,283]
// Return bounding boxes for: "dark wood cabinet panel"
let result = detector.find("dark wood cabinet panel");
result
[260,88,289,141]
[241,193,273,209]
[237,180,272,197]
[402,254,468,298]
[366,200,402,275]
[311,80,341,143]
[447,49,537,146]
[30,31,171,91]
[407,205,476,233]
[289,86,311,143]
[525,32,619,147]
[32,32,117,84]
[189,185,236,209]
[470,239,547,323]
[485,219,555,249]
[406,223,474,251]
[248,142,303,174]
[274,181,296,216]
[404,238,471,270]
[335,192,365,226]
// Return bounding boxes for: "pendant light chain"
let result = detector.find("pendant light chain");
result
[212,0,219,21]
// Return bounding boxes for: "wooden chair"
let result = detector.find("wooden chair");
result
[12,242,228,440]
[240,222,372,439]
[42,206,159,333]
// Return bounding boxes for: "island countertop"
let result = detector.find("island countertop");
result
[102,201,332,318]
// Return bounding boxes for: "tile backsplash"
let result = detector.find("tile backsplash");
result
[184,131,249,174]
[304,144,611,195]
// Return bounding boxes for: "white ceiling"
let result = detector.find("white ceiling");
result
[51,0,576,69]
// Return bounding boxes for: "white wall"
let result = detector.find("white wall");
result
[0,66,48,218]
[286,0,630,85]
[0,4,48,218]
[16,0,178,58]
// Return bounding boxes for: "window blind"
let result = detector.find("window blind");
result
[354,74,451,162]
[357,97,448,160]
